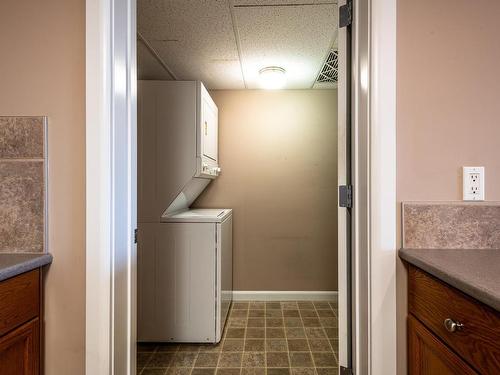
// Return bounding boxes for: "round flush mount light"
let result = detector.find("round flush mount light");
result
[258,66,287,90]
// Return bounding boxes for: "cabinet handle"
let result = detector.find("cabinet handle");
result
[444,318,464,333]
[205,121,208,135]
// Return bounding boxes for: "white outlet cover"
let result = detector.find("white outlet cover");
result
[463,166,485,201]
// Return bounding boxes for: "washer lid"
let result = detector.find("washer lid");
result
[161,208,232,223]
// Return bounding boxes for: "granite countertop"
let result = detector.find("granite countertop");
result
[399,248,500,312]
[0,253,53,282]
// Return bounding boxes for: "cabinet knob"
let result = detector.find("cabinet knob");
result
[444,318,464,333]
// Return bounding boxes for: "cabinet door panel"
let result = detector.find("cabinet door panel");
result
[0,318,39,375]
[408,315,477,375]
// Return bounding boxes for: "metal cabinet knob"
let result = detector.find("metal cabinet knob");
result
[444,318,464,333]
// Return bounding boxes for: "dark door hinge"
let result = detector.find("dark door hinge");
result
[339,185,353,208]
[339,0,353,28]
[134,228,138,244]
[340,366,354,375]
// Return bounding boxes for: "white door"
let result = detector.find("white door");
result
[201,92,218,162]
[338,0,353,372]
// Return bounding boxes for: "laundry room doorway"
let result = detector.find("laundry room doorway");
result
[85,0,398,374]
[135,1,347,375]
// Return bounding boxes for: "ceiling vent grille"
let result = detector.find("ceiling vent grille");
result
[316,50,338,83]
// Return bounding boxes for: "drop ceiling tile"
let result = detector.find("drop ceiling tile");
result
[137,38,175,80]
[138,0,245,89]
[234,4,337,89]
[233,0,336,6]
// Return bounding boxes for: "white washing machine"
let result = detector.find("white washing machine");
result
[138,209,233,343]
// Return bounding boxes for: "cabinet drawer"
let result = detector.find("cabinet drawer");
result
[408,314,477,375]
[0,270,40,336]
[409,265,500,374]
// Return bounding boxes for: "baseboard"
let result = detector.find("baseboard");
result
[232,291,338,302]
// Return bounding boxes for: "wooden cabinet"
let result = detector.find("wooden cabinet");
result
[0,319,39,375]
[408,265,500,375]
[0,270,41,375]
[408,315,477,375]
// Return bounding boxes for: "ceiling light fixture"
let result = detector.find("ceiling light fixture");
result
[258,66,287,90]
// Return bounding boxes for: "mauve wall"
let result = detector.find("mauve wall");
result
[0,1,85,374]
[397,0,500,373]
[194,90,338,291]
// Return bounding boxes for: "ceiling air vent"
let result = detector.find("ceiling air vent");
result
[316,50,338,84]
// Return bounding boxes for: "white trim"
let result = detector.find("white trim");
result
[369,0,397,374]
[232,291,338,302]
[350,0,397,374]
[86,0,137,374]
[86,0,112,372]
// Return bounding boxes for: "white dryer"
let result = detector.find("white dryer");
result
[138,209,233,343]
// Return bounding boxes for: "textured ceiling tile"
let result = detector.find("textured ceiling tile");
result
[234,4,337,89]
[137,1,338,89]
[233,0,336,5]
[137,38,175,80]
[138,0,245,89]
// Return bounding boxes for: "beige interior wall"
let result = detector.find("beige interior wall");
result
[397,0,500,372]
[397,0,500,202]
[0,1,85,374]
[194,89,338,291]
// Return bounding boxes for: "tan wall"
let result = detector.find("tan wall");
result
[194,90,338,291]
[397,0,500,202]
[0,1,85,374]
[397,0,500,372]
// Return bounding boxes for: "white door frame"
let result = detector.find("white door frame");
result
[85,0,396,373]
[86,0,137,374]
[338,0,397,374]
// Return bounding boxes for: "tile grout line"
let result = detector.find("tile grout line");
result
[264,301,267,375]
[240,302,249,375]
[282,301,292,375]
[330,302,339,364]
[297,301,315,375]
[312,301,338,370]
[141,344,159,373]
[136,301,338,375]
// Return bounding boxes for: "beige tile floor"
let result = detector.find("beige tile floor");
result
[137,301,339,375]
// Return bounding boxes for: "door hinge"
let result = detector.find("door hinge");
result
[339,185,353,208]
[339,0,353,28]
[340,366,354,375]
[134,228,138,244]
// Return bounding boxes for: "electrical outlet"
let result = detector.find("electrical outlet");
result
[463,167,485,201]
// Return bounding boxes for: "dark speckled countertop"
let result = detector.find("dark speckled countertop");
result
[399,248,500,312]
[0,253,52,282]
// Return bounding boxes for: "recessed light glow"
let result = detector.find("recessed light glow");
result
[258,66,287,90]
